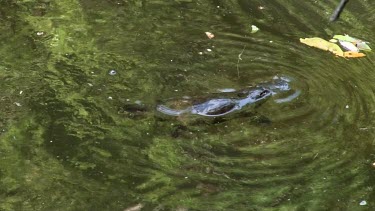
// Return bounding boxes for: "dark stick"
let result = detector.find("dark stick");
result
[330,0,349,21]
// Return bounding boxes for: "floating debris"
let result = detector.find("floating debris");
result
[359,200,367,206]
[123,203,144,211]
[205,32,215,39]
[334,34,371,51]
[329,39,338,43]
[300,35,369,58]
[36,31,45,36]
[339,40,359,52]
[356,42,372,52]
[343,51,366,58]
[300,37,343,57]
[251,25,259,34]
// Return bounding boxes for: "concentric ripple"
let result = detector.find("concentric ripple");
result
[2,0,375,210]
[143,0,375,210]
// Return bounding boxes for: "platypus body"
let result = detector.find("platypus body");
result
[157,77,296,118]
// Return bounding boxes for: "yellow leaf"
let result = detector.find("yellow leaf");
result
[300,37,344,57]
[343,51,366,58]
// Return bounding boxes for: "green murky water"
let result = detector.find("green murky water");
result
[1,0,375,210]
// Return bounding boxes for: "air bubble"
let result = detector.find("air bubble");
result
[109,69,117,75]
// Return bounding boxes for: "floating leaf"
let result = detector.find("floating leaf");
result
[356,42,372,51]
[334,34,371,51]
[301,35,369,58]
[343,51,366,58]
[333,34,358,43]
[339,41,359,52]
[329,39,338,43]
[300,37,343,57]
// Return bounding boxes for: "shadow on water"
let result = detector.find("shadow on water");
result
[1,0,375,210]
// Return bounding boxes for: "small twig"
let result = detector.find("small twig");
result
[330,0,349,22]
[213,171,235,180]
[313,153,319,160]
[237,45,246,78]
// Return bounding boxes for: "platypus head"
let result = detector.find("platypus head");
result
[259,77,291,93]
[247,89,272,100]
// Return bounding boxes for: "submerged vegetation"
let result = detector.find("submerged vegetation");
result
[1,0,375,210]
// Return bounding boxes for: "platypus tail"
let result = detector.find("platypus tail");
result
[156,105,189,116]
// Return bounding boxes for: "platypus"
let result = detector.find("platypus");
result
[157,89,271,117]
[156,76,298,117]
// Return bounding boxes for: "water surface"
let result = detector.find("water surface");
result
[1,0,375,210]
